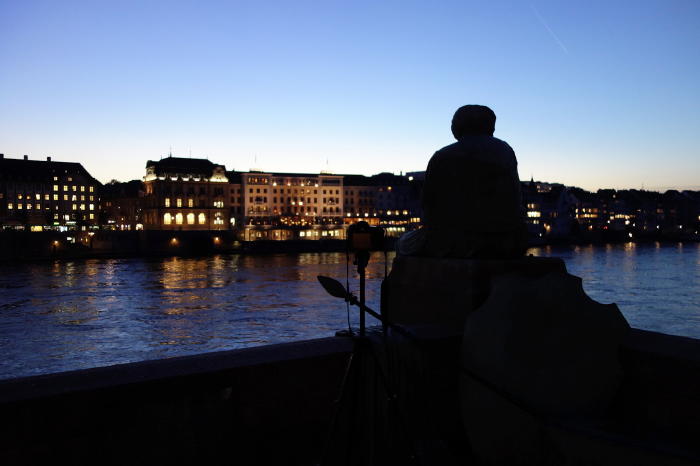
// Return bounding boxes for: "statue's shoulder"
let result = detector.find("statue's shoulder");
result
[432,141,462,159]
[490,136,515,153]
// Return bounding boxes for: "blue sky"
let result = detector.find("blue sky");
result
[1,0,698,191]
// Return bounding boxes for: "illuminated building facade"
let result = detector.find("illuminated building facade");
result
[141,157,231,231]
[343,175,378,221]
[0,154,101,231]
[343,173,422,238]
[521,180,576,238]
[238,171,345,241]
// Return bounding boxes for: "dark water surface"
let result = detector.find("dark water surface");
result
[1,243,699,380]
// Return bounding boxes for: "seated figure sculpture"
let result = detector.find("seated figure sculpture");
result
[398,105,526,258]
[384,107,630,466]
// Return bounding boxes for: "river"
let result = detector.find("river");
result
[1,242,699,380]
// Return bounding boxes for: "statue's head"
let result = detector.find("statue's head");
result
[451,105,496,139]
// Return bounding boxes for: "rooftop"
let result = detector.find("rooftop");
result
[0,155,100,185]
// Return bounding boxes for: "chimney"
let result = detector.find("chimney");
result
[47,156,52,162]
[23,155,28,160]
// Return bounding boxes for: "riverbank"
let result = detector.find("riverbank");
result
[0,229,698,263]
[0,230,357,262]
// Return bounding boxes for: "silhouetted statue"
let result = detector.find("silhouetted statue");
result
[398,105,526,258]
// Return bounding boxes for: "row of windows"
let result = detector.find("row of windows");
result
[164,212,208,225]
[13,193,95,201]
[246,197,341,205]
[53,176,75,182]
[247,188,342,195]
[163,198,224,208]
[268,178,319,187]
[248,206,342,215]
[246,177,269,185]
[52,185,94,193]
[7,203,95,211]
[52,212,96,220]
[156,186,210,195]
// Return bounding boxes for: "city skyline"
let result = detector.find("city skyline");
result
[1,1,699,192]
[4,151,699,196]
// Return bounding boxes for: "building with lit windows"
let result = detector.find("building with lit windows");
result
[343,175,379,222]
[101,180,144,230]
[0,154,101,231]
[141,157,231,231]
[520,179,577,238]
[342,173,422,238]
[238,171,345,241]
[115,155,423,240]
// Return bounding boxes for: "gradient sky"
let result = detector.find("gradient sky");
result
[1,0,698,191]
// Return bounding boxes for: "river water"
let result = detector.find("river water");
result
[1,242,699,380]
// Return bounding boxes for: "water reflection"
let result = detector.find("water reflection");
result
[0,246,698,379]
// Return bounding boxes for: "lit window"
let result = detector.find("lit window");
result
[188,198,194,208]
[81,195,85,201]
[81,186,85,192]
[71,195,77,201]
[53,176,58,181]
[89,204,94,211]
[187,213,195,224]
[72,186,77,192]
[17,194,22,199]
[165,198,170,207]
[44,194,49,200]
[63,195,68,201]
[175,213,183,225]
[27,203,32,210]
[80,204,85,210]
[8,203,13,209]
[68,177,73,182]
[89,196,94,201]
[89,213,94,220]
[36,203,40,209]
[198,213,206,224]
[53,185,59,191]
[63,185,68,191]
[89,186,94,192]
[164,213,172,225]
[17,204,22,210]
[176,198,182,207]
[72,204,77,210]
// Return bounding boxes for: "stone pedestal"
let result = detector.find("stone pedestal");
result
[381,255,566,331]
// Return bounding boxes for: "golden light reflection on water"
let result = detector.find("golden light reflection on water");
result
[2,246,699,380]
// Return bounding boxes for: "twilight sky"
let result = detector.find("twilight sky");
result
[1,0,698,191]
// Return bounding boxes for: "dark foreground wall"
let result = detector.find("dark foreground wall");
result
[0,338,352,466]
[0,329,698,465]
